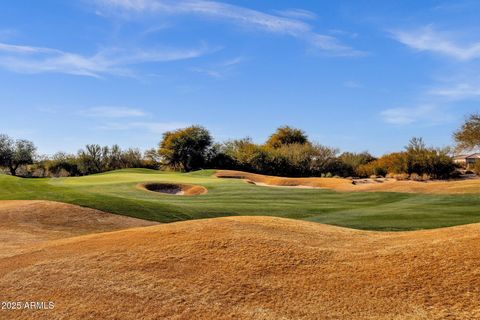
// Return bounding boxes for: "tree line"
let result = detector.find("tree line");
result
[1,113,480,179]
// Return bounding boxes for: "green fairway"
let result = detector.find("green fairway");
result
[1,168,480,231]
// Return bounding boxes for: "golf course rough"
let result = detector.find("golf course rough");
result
[2,215,480,319]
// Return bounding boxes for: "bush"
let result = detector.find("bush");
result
[474,161,480,175]
[338,152,375,176]
[356,160,387,177]
[409,173,423,181]
[393,173,410,180]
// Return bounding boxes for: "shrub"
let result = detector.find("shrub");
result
[338,152,375,176]
[393,173,410,181]
[474,161,480,175]
[356,160,387,177]
[409,173,422,181]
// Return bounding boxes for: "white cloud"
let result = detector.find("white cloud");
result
[273,8,317,20]
[0,41,213,77]
[381,105,452,125]
[93,0,362,56]
[429,81,480,99]
[190,67,222,78]
[191,56,245,78]
[391,25,480,61]
[80,106,147,118]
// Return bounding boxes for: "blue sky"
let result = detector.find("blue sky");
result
[1,0,480,155]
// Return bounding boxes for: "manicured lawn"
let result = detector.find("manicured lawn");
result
[1,168,480,231]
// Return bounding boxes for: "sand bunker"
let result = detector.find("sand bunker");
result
[2,216,480,319]
[216,170,480,194]
[138,183,207,195]
[216,170,355,190]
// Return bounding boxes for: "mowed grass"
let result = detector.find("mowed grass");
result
[1,168,480,231]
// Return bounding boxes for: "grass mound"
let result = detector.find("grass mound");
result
[0,200,157,258]
[2,216,480,319]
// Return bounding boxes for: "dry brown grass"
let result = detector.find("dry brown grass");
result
[0,200,158,258]
[216,170,480,194]
[2,208,480,319]
[137,182,208,195]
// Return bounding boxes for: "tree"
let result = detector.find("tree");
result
[144,148,161,169]
[338,152,375,176]
[159,125,212,172]
[47,152,80,177]
[265,126,309,149]
[454,113,480,151]
[0,134,36,176]
[77,144,103,174]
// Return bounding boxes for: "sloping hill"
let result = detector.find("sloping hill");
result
[1,215,480,319]
[0,200,158,257]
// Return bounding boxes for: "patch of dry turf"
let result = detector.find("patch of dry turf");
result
[0,200,158,257]
[1,211,480,319]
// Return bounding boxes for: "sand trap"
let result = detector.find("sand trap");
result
[216,170,480,194]
[216,170,353,190]
[138,183,207,195]
[248,180,324,189]
[2,216,480,319]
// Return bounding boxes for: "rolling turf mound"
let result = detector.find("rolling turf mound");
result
[216,169,480,194]
[0,200,158,257]
[2,215,480,319]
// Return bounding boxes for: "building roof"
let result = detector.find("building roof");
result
[454,153,480,160]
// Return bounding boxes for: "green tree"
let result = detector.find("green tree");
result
[265,126,309,149]
[0,134,36,176]
[338,152,375,176]
[77,144,103,174]
[159,125,212,172]
[454,113,480,151]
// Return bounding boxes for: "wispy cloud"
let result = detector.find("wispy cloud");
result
[343,80,363,88]
[93,0,363,56]
[429,82,480,99]
[273,8,317,20]
[80,106,147,117]
[391,25,480,61]
[0,41,214,77]
[191,56,245,78]
[380,105,452,125]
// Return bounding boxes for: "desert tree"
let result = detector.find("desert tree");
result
[338,151,376,176]
[77,144,104,174]
[0,134,36,176]
[265,126,309,149]
[159,125,212,172]
[454,113,480,152]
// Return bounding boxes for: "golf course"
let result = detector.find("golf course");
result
[2,168,480,231]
